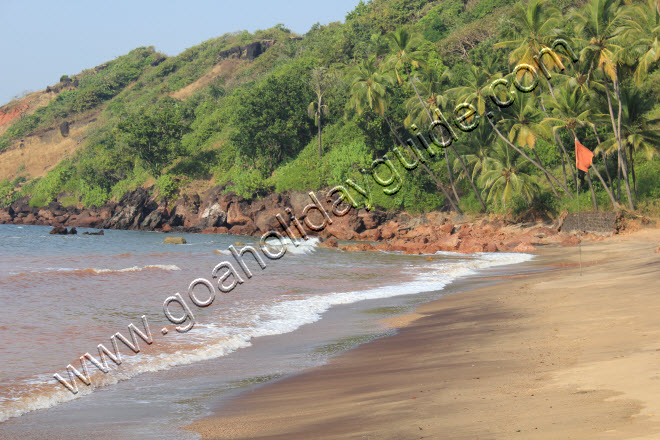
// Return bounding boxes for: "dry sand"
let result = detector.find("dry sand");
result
[187,228,660,439]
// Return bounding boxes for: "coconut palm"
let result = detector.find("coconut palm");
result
[346,57,461,213]
[595,86,660,194]
[452,122,497,184]
[622,0,660,85]
[544,87,618,208]
[478,143,540,207]
[494,0,564,81]
[307,67,334,158]
[486,95,573,198]
[572,0,635,209]
[384,28,460,203]
[385,29,488,211]
[445,64,501,116]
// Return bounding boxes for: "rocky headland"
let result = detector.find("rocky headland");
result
[0,186,642,254]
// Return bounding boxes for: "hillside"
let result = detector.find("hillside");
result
[0,0,658,222]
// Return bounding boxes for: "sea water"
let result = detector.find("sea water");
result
[0,224,534,439]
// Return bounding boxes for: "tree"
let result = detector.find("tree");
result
[386,28,487,211]
[228,63,315,171]
[595,85,660,194]
[478,143,540,207]
[492,94,573,198]
[346,57,461,213]
[623,0,660,85]
[307,67,335,158]
[573,0,635,209]
[494,0,563,70]
[116,99,190,177]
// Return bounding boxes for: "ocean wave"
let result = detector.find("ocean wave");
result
[4,265,181,280]
[215,236,320,257]
[0,250,532,422]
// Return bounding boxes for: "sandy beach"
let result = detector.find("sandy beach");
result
[188,227,660,439]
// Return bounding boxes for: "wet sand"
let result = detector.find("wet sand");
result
[188,228,660,439]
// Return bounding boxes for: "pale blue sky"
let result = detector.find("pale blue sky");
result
[0,0,361,105]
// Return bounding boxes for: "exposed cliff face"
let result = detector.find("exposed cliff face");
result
[0,186,617,254]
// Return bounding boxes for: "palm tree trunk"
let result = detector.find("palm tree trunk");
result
[538,98,575,187]
[629,144,637,195]
[450,148,488,211]
[486,117,573,198]
[603,71,634,209]
[586,172,598,210]
[318,107,322,159]
[403,63,464,206]
[589,166,618,208]
[592,125,614,191]
[531,148,561,198]
[384,115,462,213]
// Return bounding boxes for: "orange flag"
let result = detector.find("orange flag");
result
[575,138,594,172]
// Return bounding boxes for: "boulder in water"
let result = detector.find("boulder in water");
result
[164,237,187,245]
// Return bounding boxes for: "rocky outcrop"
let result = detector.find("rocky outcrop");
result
[216,40,276,62]
[0,185,633,255]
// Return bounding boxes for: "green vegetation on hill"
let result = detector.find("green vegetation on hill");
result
[2,0,659,218]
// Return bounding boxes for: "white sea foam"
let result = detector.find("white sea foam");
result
[0,250,532,422]
[215,237,320,257]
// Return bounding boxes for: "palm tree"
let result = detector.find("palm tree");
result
[478,143,540,207]
[492,94,573,198]
[622,0,660,85]
[446,64,500,116]
[385,28,487,211]
[452,122,497,184]
[544,86,618,207]
[307,67,333,158]
[346,57,461,213]
[595,86,660,194]
[494,0,563,93]
[572,0,635,209]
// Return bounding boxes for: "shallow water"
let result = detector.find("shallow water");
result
[0,224,534,438]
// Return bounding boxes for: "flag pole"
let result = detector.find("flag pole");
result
[575,136,583,276]
[577,174,583,276]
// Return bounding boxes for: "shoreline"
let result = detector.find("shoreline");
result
[186,227,660,439]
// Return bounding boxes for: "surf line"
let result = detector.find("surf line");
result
[52,189,366,395]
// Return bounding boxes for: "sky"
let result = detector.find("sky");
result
[0,0,362,106]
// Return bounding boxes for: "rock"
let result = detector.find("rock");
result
[234,241,245,246]
[254,207,283,233]
[226,202,251,226]
[655,244,660,254]
[318,237,339,249]
[339,243,375,252]
[75,212,102,228]
[151,56,167,66]
[438,222,455,235]
[164,237,187,245]
[425,256,434,261]
[201,226,229,234]
[513,242,536,253]
[59,121,70,138]
[484,242,498,253]
[68,227,77,235]
[358,210,386,230]
[82,230,104,236]
[357,228,382,242]
[49,226,68,235]
[379,220,399,240]
[197,203,227,229]
[434,235,461,252]
[141,210,165,230]
[560,235,580,247]
[229,224,257,236]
